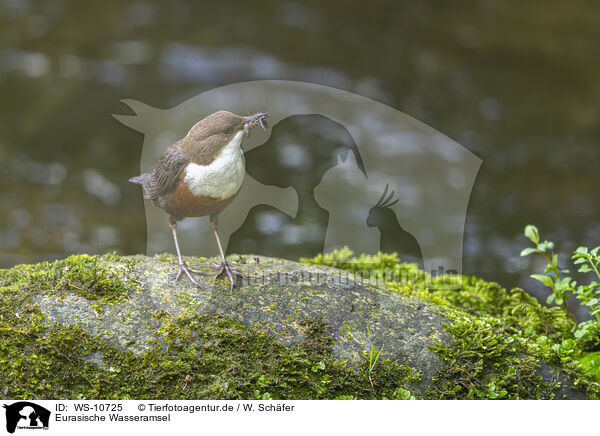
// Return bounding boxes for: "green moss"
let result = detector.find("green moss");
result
[395,275,575,344]
[301,248,427,284]
[0,254,138,303]
[302,248,574,344]
[1,249,598,399]
[302,247,600,398]
[0,255,420,399]
[0,302,419,399]
[403,293,594,399]
[576,352,600,381]
[425,310,555,399]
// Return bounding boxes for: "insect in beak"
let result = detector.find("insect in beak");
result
[242,112,269,137]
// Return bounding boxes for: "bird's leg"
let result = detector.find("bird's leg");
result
[169,217,203,286]
[209,215,243,293]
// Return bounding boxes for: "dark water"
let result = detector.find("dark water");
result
[1,0,599,313]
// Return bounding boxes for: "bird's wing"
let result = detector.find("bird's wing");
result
[143,143,189,200]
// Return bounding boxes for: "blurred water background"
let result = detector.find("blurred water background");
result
[1,0,599,314]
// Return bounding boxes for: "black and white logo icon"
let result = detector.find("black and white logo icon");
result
[2,402,50,434]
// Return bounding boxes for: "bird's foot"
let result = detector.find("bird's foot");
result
[175,262,204,286]
[210,260,243,293]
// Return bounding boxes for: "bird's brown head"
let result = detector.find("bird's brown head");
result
[187,110,268,143]
[180,110,268,164]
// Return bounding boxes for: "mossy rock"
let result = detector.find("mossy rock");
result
[0,253,592,399]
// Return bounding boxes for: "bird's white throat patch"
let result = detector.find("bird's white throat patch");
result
[183,131,246,200]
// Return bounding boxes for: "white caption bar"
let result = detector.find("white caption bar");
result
[0,400,593,436]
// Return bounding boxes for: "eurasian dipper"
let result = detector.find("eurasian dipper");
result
[129,110,269,291]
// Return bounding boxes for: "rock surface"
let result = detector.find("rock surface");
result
[3,253,588,399]
[36,254,450,383]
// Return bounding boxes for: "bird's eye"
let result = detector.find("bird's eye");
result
[224,127,234,134]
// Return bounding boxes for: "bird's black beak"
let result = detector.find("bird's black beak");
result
[242,112,269,137]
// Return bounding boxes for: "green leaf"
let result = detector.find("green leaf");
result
[555,277,573,291]
[531,274,553,288]
[537,241,554,252]
[520,247,539,257]
[575,246,589,255]
[578,264,592,273]
[524,225,540,244]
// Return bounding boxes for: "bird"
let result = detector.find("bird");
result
[129,110,269,292]
[366,184,424,268]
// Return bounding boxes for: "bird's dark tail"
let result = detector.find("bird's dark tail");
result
[129,173,151,185]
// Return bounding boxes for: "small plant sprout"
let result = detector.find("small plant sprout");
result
[571,247,600,329]
[366,325,384,392]
[520,224,573,317]
[521,225,600,346]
